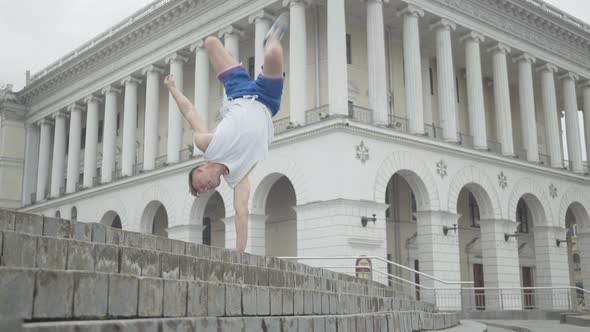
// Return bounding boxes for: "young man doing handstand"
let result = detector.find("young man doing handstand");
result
[164,14,288,252]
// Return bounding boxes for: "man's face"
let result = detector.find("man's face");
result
[191,166,221,194]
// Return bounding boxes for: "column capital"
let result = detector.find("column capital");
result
[67,103,84,113]
[218,25,245,39]
[512,53,536,64]
[189,40,206,52]
[396,4,424,17]
[429,18,456,31]
[141,64,165,76]
[558,71,579,82]
[165,52,189,65]
[460,31,485,43]
[101,85,122,95]
[580,80,590,89]
[249,10,276,24]
[51,110,68,120]
[37,118,54,127]
[487,42,511,54]
[120,76,142,86]
[535,63,558,74]
[84,95,104,105]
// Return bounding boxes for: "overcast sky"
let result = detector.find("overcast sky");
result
[1,0,589,91]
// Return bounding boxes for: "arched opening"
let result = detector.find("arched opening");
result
[140,201,169,237]
[202,192,226,247]
[55,210,61,218]
[100,210,122,229]
[265,176,297,257]
[515,196,538,309]
[565,202,590,301]
[71,206,78,221]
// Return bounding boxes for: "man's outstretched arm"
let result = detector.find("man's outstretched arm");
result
[164,74,212,151]
[233,176,250,252]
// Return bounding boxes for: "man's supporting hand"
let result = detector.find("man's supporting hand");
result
[234,176,250,252]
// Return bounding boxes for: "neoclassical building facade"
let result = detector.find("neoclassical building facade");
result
[2,0,590,311]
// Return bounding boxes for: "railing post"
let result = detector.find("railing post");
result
[500,289,504,311]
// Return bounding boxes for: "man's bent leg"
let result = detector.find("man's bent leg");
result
[204,36,239,75]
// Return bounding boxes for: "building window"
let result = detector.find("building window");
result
[411,193,417,222]
[248,56,255,78]
[517,199,530,233]
[81,127,86,149]
[573,254,581,271]
[55,210,61,218]
[348,101,354,117]
[116,113,120,135]
[455,76,460,103]
[429,67,434,95]
[469,192,480,228]
[71,206,77,221]
[346,34,352,65]
[98,120,104,143]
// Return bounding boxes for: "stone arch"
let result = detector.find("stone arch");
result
[558,187,590,228]
[447,166,502,220]
[374,151,440,211]
[135,185,175,232]
[100,211,122,229]
[250,158,308,215]
[95,197,128,229]
[507,178,553,226]
[140,200,169,235]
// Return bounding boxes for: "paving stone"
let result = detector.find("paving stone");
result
[179,255,195,280]
[0,267,34,319]
[313,290,322,314]
[163,279,187,317]
[312,317,326,332]
[222,262,238,283]
[195,317,218,332]
[35,236,67,269]
[14,212,43,235]
[207,283,225,316]
[90,223,106,243]
[161,318,197,332]
[225,283,242,316]
[67,240,95,271]
[105,227,123,245]
[142,249,160,277]
[94,243,119,273]
[256,287,270,315]
[321,292,330,314]
[336,315,356,332]
[0,318,23,332]
[294,289,304,315]
[303,290,313,314]
[138,277,163,317]
[330,294,339,315]
[2,231,36,267]
[243,264,257,285]
[161,253,180,279]
[120,247,143,276]
[281,317,298,332]
[266,256,280,269]
[243,317,264,331]
[155,237,171,252]
[71,222,92,241]
[34,270,73,319]
[207,260,224,282]
[326,316,337,332]
[108,274,138,317]
[170,239,185,254]
[194,258,209,281]
[187,281,207,316]
[42,217,70,237]
[123,231,143,248]
[270,287,282,316]
[73,271,108,318]
[282,288,294,315]
[0,210,15,231]
[374,314,388,332]
[257,267,270,286]
[241,285,257,316]
[218,317,244,331]
[141,234,158,251]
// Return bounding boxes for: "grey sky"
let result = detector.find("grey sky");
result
[1,0,589,91]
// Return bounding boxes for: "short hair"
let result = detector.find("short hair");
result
[188,165,201,197]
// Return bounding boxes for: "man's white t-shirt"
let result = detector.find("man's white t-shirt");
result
[204,98,274,188]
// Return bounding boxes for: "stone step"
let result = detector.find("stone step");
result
[0,230,415,305]
[1,267,435,322]
[0,209,394,293]
[21,312,460,332]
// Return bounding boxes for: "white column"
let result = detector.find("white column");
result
[121,76,142,177]
[430,19,458,142]
[514,53,539,163]
[480,220,522,310]
[101,86,121,183]
[326,0,349,116]
[581,81,590,171]
[82,95,103,187]
[167,224,206,244]
[66,103,83,193]
[50,111,67,198]
[537,64,563,168]
[190,40,210,155]
[364,0,389,125]
[285,1,308,126]
[534,226,570,310]
[165,53,188,164]
[560,72,584,173]
[22,123,40,205]
[35,119,52,202]
[415,211,461,311]
[219,26,243,61]
[488,43,514,156]
[249,10,274,77]
[461,31,487,150]
[397,5,425,133]
[142,65,164,171]
[421,57,433,126]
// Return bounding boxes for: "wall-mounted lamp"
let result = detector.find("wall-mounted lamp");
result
[442,224,458,236]
[504,233,518,242]
[556,239,567,247]
[361,214,377,227]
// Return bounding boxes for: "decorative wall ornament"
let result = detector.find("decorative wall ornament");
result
[498,171,508,189]
[549,183,558,199]
[436,160,448,178]
[355,141,369,164]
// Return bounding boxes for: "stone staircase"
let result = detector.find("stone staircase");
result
[0,209,460,331]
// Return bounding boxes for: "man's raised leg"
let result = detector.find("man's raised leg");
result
[204,36,239,75]
[262,39,284,78]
